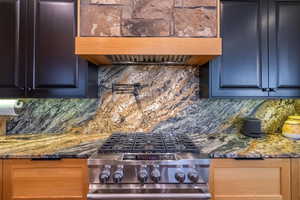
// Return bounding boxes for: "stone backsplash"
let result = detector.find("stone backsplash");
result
[6,65,300,136]
[80,0,217,37]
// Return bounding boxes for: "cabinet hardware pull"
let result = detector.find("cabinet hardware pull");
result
[262,88,276,92]
[28,88,36,91]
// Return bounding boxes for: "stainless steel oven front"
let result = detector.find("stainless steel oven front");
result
[87,153,211,200]
[88,184,211,200]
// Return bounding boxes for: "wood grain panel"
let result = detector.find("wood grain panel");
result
[187,55,216,65]
[80,55,112,65]
[75,37,222,55]
[3,159,88,200]
[210,159,291,200]
[0,160,2,200]
[0,117,7,136]
[292,159,300,200]
[75,37,222,65]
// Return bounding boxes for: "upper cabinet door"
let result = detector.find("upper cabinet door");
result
[269,0,300,97]
[210,0,269,97]
[27,0,93,98]
[0,0,26,98]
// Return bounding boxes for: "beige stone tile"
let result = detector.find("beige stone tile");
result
[90,0,130,5]
[175,0,183,7]
[80,5,122,36]
[183,0,217,7]
[174,7,217,37]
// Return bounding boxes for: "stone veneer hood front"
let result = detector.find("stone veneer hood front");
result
[75,0,222,66]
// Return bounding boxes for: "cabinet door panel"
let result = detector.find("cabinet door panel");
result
[292,159,300,200]
[34,0,77,87]
[27,0,92,97]
[210,159,291,200]
[3,159,88,200]
[0,0,25,97]
[210,0,268,97]
[210,159,290,200]
[269,0,300,97]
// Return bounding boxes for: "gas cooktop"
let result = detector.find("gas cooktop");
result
[88,133,210,200]
[98,132,200,154]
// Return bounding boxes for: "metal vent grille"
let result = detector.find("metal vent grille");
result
[107,55,191,65]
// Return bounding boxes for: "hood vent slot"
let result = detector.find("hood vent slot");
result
[108,55,191,65]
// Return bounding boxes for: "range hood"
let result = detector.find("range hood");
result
[75,37,222,65]
[75,0,222,66]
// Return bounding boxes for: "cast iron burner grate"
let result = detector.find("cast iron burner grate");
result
[98,132,200,154]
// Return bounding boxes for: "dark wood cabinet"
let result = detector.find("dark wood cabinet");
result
[0,0,98,98]
[269,0,300,97]
[0,0,26,98]
[209,0,300,98]
[210,0,268,97]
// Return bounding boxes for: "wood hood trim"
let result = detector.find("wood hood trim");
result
[75,37,222,66]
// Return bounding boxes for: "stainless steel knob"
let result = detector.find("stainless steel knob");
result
[113,166,124,183]
[150,167,161,183]
[188,169,199,183]
[138,167,148,184]
[175,171,186,183]
[99,165,111,184]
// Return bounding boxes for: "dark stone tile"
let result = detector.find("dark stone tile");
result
[132,0,173,19]
[122,18,170,36]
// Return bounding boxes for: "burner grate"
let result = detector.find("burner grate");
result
[98,133,136,153]
[163,133,200,153]
[98,133,199,154]
[132,133,166,153]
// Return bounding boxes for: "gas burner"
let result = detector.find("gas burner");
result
[98,132,200,154]
[89,132,210,200]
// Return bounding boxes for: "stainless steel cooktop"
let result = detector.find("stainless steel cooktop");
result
[88,133,211,200]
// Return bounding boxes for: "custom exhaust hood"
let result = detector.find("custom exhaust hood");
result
[75,0,222,66]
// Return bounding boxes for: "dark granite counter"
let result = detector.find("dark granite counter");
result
[0,132,299,159]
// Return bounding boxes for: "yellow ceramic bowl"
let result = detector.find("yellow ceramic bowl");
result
[282,116,300,139]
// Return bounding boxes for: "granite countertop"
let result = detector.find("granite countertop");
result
[203,133,300,158]
[0,132,299,159]
[0,133,110,159]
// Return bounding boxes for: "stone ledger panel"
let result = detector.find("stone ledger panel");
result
[80,0,217,37]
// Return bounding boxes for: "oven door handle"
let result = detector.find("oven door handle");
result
[87,193,211,200]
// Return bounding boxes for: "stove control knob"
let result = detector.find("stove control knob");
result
[188,169,199,183]
[99,165,111,184]
[175,171,186,183]
[150,167,161,183]
[113,166,124,184]
[138,167,148,184]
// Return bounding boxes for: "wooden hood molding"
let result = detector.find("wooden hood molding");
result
[75,37,222,66]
